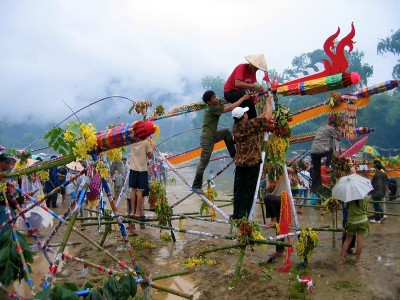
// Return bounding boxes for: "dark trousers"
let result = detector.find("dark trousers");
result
[264,194,284,253]
[46,193,58,208]
[232,164,260,220]
[372,197,384,220]
[192,130,236,189]
[224,90,257,119]
[310,150,332,192]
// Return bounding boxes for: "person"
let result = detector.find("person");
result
[231,94,273,220]
[298,162,310,204]
[44,155,60,208]
[289,167,301,213]
[86,169,101,218]
[110,159,124,183]
[310,116,341,193]
[129,138,155,236]
[58,165,68,204]
[0,153,17,233]
[263,192,285,260]
[65,161,86,229]
[191,90,251,193]
[19,162,53,236]
[112,170,123,200]
[341,164,357,255]
[122,157,129,180]
[387,178,397,201]
[159,158,168,185]
[338,195,370,265]
[369,162,388,223]
[224,54,267,119]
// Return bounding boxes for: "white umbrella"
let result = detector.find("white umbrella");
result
[332,174,374,203]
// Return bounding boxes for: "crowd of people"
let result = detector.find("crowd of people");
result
[0,53,398,270]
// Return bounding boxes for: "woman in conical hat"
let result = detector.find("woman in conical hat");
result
[223,54,267,119]
[66,161,84,172]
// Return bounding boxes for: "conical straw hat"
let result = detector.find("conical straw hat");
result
[66,161,84,171]
[245,54,268,72]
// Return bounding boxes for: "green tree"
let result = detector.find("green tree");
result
[201,76,225,97]
[377,29,400,79]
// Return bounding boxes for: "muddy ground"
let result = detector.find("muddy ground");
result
[4,170,400,300]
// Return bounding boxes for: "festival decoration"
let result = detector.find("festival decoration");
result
[152,104,166,118]
[154,188,173,227]
[96,120,158,152]
[289,96,369,128]
[272,23,356,88]
[234,218,264,248]
[296,228,320,265]
[200,183,217,219]
[105,148,123,162]
[266,134,289,166]
[95,161,109,178]
[349,80,399,98]
[354,127,374,135]
[343,96,358,140]
[330,157,351,188]
[339,135,369,158]
[128,100,153,119]
[277,191,293,272]
[182,256,217,268]
[297,275,316,294]
[277,72,360,97]
[328,113,344,128]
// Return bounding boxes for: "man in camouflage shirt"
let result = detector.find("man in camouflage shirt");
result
[231,94,272,220]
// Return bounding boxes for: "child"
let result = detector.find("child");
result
[338,195,369,265]
[113,170,123,200]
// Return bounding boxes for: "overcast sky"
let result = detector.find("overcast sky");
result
[1,0,398,126]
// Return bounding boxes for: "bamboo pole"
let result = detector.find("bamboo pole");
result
[99,223,112,247]
[152,270,192,281]
[150,282,193,299]
[230,246,246,289]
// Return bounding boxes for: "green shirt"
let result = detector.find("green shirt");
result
[346,196,369,224]
[201,101,224,141]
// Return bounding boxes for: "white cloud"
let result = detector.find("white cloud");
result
[1,0,398,126]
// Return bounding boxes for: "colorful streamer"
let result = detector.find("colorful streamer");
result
[277,72,359,97]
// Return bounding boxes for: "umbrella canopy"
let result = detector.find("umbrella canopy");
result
[332,174,374,203]
[361,145,380,156]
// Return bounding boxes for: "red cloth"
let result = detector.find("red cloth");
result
[321,166,331,186]
[224,64,257,93]
[86,173,101,201]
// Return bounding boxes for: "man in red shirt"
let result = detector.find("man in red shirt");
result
[224,54,266,119]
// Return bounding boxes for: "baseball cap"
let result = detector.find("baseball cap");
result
[232,107,249,119]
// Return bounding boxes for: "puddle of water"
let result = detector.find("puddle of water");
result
[7,244,75,298]
[151,275,200,300]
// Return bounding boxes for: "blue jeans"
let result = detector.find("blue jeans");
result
[298,189,309,200]
[372,197,384,220]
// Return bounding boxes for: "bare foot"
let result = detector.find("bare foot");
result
[266,222,277,228]
[337,259,344,265]
[355,261,361,266]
